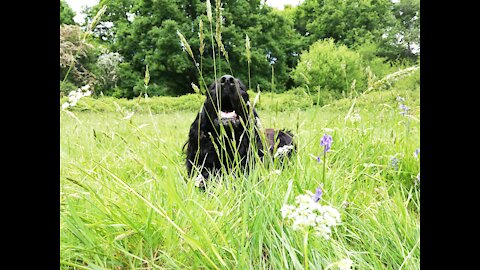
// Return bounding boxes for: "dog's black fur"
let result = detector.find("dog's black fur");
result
[184,75,294,186]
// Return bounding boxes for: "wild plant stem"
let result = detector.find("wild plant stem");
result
[322,150,327,183]
[303,230,309,270]
[248,63,251,90]
[271,65,275,92]
[209,22,217,82]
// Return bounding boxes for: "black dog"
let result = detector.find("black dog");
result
[184,75,294,188]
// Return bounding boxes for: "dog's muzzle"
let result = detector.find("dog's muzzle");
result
[213,75,243,127]
[216,110,240,126]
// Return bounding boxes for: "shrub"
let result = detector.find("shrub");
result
[95,52,124,93]
[60,94,205,114]
[355,41,397,79]
[249,89,314,111]
[291,38,368,96]
[389,66,420,92]
[60,25,97,87]
[60,80,78,97]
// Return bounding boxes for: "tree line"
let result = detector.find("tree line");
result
[60,0,419,98]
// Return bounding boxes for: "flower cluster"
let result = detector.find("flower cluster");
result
[396,96,410,116]
[390,156,400,171]
[274,144,294,158]
[399,104,410,115]
[334,258,353,270]
[123,110,135,120]
[194,174,206,188]
[62,85,92,109]
[320,133,333,153]
[281,190,341,239]
[344,113,361,123]
[413,148,420,159]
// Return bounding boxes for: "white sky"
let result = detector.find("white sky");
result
[64,0,99,24]
[265,0,304,10]
[64,0,303,24]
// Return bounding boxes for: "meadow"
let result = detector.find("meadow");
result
[60,80,420,269]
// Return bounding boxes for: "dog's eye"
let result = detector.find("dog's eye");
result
[220,76,235,84]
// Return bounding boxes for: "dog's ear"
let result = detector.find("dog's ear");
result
[235,78,247,91]
[276,130,295,149]
[208,80,217,94]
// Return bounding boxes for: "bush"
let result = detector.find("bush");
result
[60,94,205,114]
[60,80,78,97]
[354,41,397,79]
[291,38,368,96]
[248,89,314,111]
[389,67,420,92]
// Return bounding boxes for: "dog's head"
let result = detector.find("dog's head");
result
[203,75,253,129]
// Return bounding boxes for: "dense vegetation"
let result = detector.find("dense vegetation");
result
[60,73,420,269]
[60,0,419,99]
[60,1,420,268]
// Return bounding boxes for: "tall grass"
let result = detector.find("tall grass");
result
[61,85,419,269]
[61,1,419,269]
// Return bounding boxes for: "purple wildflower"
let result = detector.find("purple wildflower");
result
[390,156,399,171]
[399,104,410,115]
[312,187,323,202]
[320,133,333,153]
[414,148,420,159]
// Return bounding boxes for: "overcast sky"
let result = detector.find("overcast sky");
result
[65,0,304,24]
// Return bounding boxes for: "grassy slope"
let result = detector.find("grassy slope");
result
[60,87,419,269]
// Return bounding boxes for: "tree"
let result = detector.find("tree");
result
[380,0,420,61]
[60,25,97,91]
[95,52,124,94]
[84,0,303,97]
[294,0,420,62]
[294,0,401,59]
[84,0,136,43]
[60,0,76,25]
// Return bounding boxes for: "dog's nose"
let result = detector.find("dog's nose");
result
[220,75,234,85]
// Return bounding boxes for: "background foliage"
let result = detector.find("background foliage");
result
[60,1,420,268]
[60,0,419,100]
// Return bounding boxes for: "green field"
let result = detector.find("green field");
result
[60,86,420,269]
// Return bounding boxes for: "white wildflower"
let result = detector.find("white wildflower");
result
[195,174,206,188]
[62,85,92,109]
[337,258,353,270]
[280,204,295,219]
[344,113,361,122]
[274,144,294,158]
[123,110,135,120]
[281,192,341,239]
